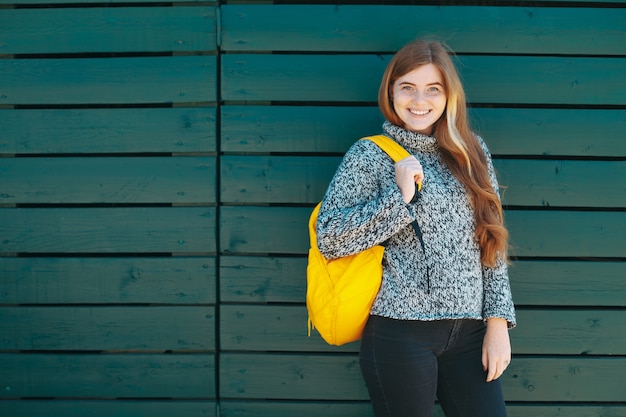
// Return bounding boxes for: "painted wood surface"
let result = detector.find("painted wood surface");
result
[0,353,215,398]
[1,207,217,253]
[0,0,216,3]
[2,1,624,416]
[1,56,217,105]
[0,108,217,154]
[218,402,626,417]
[0,7,217,54]
[1,156,216,204]
[0,401,217,417]
[220,353,626,401]
[222,5,626,55]
[220,155,625,207]
[219,206,625,257]
[220,256,626,307]
[1,306,215,351]
[0,257,216,304]
[222,55,626,105]
[221,106,626,157]
[221,305,625,355]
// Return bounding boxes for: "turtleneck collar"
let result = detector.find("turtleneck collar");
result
[383,121,439,153]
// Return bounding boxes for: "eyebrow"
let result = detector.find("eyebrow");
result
[398,81,444,87]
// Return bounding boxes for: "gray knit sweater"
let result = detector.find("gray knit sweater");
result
[316,122,516,327]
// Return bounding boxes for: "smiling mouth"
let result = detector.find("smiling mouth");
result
[409,109,430,116]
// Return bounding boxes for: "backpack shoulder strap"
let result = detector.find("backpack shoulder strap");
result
[361,135,421,192]
[360,135,410,163]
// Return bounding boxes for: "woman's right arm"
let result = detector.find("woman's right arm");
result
[316,140,415,259]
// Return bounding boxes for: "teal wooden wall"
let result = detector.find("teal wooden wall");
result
[1,1,625,416]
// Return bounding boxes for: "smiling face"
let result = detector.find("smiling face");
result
[391,63,447,136]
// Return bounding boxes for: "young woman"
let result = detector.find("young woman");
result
[316,39,516,417]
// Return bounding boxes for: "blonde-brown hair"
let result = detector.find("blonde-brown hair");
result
[379,39,508,267]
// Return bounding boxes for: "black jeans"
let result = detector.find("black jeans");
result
[359,316,508,417]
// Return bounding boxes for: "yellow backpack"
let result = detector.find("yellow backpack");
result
[306,135,412,346]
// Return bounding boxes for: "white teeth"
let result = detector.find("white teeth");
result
[410,109,429,116]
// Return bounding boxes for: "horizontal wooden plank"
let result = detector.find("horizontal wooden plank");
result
[0,207,216,254]
[220,155,626,207]
[220,155,335,204]
[1,306,215,351]
[222,55,626,105]
[0,353,215,398]
[221,105,626,157]
[511,309,626,355]
[0,0,216,3]
[505,210,625,258]
[220,207,625,258]
[220,305,626,355]
[222,5,626,55]
[496,160,625,208]
[0,56,216,105]
[220,353,367,400]
[219,401,626,417]
[220,304,353,353]
[220,105,383,153]
[471,108,626,158]
[509,260,626,307]
[0,257,216,304]
[0,107,217,155]
[220,256,305,303]
[220,206,306,255]
[1,156,216,204]
[220,256,626,307]
[0,401,217,417]
[0,7,216,55]
[220,401,375,417]
[220,353,626,401]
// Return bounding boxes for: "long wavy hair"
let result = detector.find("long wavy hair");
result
[378,39,508,267]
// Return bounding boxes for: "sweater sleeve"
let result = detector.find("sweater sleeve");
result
[316,139,415,260]
[482,257,516,328]
[476,135,517,328]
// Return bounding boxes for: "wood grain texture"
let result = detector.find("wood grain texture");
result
[1,156,216,204]
[0,7,217,54]
[0,56,217,105]
[219,401,626,417]
[0,257,216,304]
[0,207,216,254]
[1,306,215,351]
[509,260,626,307]
[1,0,216,4]
[0,108,217,155]
[222,5,626,55]
[222,55,626,105]
[220,256,626,307]
[220,305,625,355]
[0,353,215,398]
[220,353,626,401]
[221,105,626,157]
[219,206,625,258]
[219,155,625,207]
[0,401,217,417]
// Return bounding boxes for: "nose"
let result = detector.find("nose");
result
[409,91,428,102]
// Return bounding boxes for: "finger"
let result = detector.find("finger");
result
[486,356,504,382]
[488,359,510,382]
[481,348,488,372]
[486,363,497,382]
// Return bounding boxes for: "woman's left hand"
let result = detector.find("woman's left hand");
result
[482,317,511,382]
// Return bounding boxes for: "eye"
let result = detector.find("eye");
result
[426,86,443,96]
[400,85,415,92]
